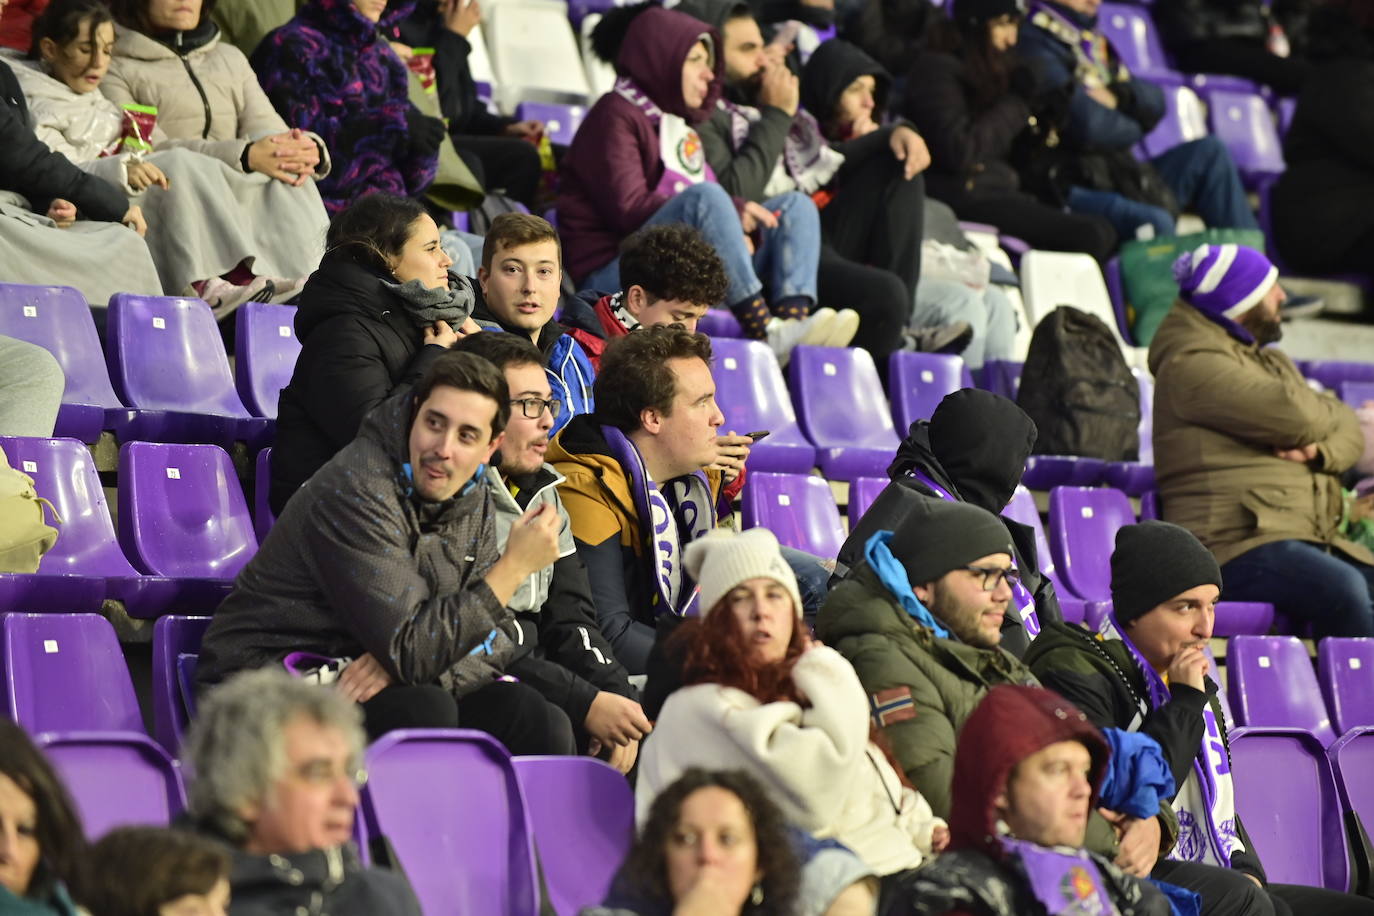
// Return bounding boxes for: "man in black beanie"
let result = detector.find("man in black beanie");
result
[834,388,1066,656]
[818,498,1041,820]
[1025,521,1374,916]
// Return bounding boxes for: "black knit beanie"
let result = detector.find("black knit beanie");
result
[888,498,1016,588]
[1110,521,1223,626]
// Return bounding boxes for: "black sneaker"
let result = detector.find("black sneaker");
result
[903,321,974,354]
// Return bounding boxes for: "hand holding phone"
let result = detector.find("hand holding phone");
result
[746,430,771,442]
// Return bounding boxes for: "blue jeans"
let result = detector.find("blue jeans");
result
[1067,136,1259,239]
[1151,136,1259,232]
[780,545,832,627]
[580,183,820,305]
[1067,185,1174,241]
[1219,539,1374,637]
[910,277,1019,370]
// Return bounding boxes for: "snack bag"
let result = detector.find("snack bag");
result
[106,102,157,157]
[406,47,438,95]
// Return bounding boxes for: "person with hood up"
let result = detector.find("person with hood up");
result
[198,350,575,755]
[833,388,1065,657]
[1149,244,1374,638]
[637,527,949,912]
[901,0,1118,262]
[684,0,978,364]
[103,0,331,311]
[801,37,1021,370]
[1025,521,1374,916]
[250,0,445,213]
[901,684,1173,916]
[13,0,327,313]
[558,1,842,368]
[269,193,482,516]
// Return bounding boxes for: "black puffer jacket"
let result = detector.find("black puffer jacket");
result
[0,60,128,221]
[198,389,510,690]
[270,249,474,513]
[834,389,1064,658]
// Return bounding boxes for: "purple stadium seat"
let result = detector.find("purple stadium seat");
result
[887,351,974,430]
[1103,257,1134,346]
[697,308,743,338]
[1227,636,1337,746]
[1327,729,1374,876]
[709,339,816,474]
[513,756,633,915]
[39,732,187,838]
[1049,486,1272,634]
[1138,488,1160,520]
[1304,360,1374,393]
[1139,83,1208,159]
[151,615,211,754]
[254,447,276,544]
[117,441,257,582]
[1002,486,1092,626]
[1102,370,1156,495]
[789,345,899,481]
[361,729,540,916]
[1020,455,1106,490]
[0,436,223,618]
[740,472,845,559]
[106,293,268,447]
[1202,89,1285,187]
[1318,638,1374,735]
[1275,96,1296,135]
[1339,381,1374,409]
[514,101,586,146]
[0,436,120,612]
[0,283,135,443]
[1096,3,1182,82]
[980,360,1022,401]
[2,613,143,733]
[848,476,888,529]
[234,302,300,420]
[1228,727,1350,890]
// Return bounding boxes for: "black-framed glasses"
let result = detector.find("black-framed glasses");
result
[959,565,1021,592]
[510,397,563,419]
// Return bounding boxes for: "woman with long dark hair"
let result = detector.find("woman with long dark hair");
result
[0,721,88,915]
[901,0,1117,261]
[636,528,948,911]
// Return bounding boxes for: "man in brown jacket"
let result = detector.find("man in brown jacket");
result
[1149,243,1374,637]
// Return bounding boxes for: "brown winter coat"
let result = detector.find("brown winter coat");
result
[1148,301,1372,566]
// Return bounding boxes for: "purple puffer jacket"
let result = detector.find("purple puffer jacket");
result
[556,7,726,283]
[252,0,437,213]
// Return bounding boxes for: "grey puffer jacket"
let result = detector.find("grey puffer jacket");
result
[227,844,421,916]
[103,22,331,173]
[196,389,511,690]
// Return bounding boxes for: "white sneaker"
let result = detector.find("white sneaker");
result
[765,316,810,368]
[199,275,276,320]
[797,307,837,346]
[823,308,861,347]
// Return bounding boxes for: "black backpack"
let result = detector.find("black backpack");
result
[1017,306,1141,461]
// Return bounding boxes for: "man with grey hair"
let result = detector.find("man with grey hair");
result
[183,668,421,914]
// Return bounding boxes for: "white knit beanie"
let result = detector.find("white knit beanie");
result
[683,528,803,619]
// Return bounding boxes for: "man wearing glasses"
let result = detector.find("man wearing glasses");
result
[452,332,651,774]
[818,497,1041,822]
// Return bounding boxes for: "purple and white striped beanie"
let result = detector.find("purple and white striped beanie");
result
[1172,243,1278,320]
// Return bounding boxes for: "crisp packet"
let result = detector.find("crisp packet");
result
[106,102,157,158]
[407,47,437,94]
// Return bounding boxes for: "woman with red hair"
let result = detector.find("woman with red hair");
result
[635,528,947,912]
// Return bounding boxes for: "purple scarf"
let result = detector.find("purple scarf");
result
[910,469,1041,636]
[613,76,716,197]
[1000,836,1120,915]
[1099,614,1245,869]
[601,425,715,618]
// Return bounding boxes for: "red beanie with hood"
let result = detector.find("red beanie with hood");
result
[948,685,1111,860]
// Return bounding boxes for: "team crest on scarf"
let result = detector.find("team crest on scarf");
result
[677,130,705,176]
